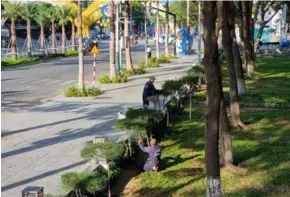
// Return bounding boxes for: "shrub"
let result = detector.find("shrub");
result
[1,57,40,67]
[98,75,128,83]
[158,54,171,63]
[61,171,107,195]
[169,55,178,59]
[180,75,199,85]
[162,79,184,94]
[80,142,125,163]
[137,61,145,70]
[65,50,78,56]
[64,86,101,97]
[148,57,160,68]
[98,75,111,84]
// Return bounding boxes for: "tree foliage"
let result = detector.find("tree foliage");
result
[169,0,198,28]
[80,142,125,163]
[61,171,107,194]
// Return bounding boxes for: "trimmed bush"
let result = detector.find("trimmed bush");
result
[64,86,101,97]
[80,142,125,163]
[122,63,146,76]
[1,57,40,67]
[65,50,79,56]
[98,75,128,84]
[158,54,171,63]
[148,57,160,68]
[61,171,107,195]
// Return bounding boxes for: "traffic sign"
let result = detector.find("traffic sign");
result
[90,45,99,54]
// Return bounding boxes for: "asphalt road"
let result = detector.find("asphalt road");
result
[1,40,175,112]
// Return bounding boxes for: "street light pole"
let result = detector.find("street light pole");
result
[115,0,120,76]
[198,1,201,64]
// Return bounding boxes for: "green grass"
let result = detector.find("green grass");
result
[64,86,101,97]
[122,106,290,197]
[193,56,290,105]
[1,50,79,68]
[1,57,40,67]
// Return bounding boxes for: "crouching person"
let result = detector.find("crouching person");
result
[138,138,161,172]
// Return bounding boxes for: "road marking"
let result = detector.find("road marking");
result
[46,80,62,85]
[61,80,77,85]
[31,79,50,84]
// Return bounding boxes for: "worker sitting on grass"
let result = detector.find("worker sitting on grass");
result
[138,138,161,172]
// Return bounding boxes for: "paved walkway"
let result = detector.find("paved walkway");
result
[1,56,197,196]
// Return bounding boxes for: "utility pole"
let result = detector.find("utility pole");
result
[115,0,120,75]
[156,1,160,59]
[198,1,201,64]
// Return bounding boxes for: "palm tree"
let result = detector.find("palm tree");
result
[77,0,84,89]
[20,3,36,57]
[35,2,50,54]
[123,1,133,71]
[57,5,71,53]
[68,7,77,51]
[46,5,59,54]
[2,1,22,59]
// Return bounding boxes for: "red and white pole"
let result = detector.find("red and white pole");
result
[93,53,96,86]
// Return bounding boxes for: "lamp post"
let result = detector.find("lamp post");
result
[115,0,121,76]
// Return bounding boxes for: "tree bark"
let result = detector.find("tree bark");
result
[165,0,170,56]
[71,20,76,50]
[231,4,246,96]
[110,0,116,78]
[62,23,66,53]
[40,23,45,52]
[202,2,222,197]
[217,1,233,168]
[51,23,56,54]
[187,0,190,33]
[237,2,246,68]
[243,1,254,78]
[27,19,32,57]
[219,97,233,167]
[222,1,243,129]
[124,1,133,71]
[11,18,17,59]
[78,0,84,89]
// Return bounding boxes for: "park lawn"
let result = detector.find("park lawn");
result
[194,56,290,104]
[121,106,290,197]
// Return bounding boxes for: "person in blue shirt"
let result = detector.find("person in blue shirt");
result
[138,138,161,172]
[142,76,157,107]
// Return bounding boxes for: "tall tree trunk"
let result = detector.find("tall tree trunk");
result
[51,23,56,54]
[217,1,233,168]
[27,19,32,57]
[243,1,254,78]
[11,19,17,59]
[237,2,246,68]
[124,1,133,71]
[231,4,246,96]
[62,23,66,53]
[202,2,222,197]
[78,0,84,89]
[110,0,116,78]
[222,1,244,129]
[165,1,170,56]
[156,1,160,59]
[219,97,233,167]
[71,20,76,50]
[40,23,45,52]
